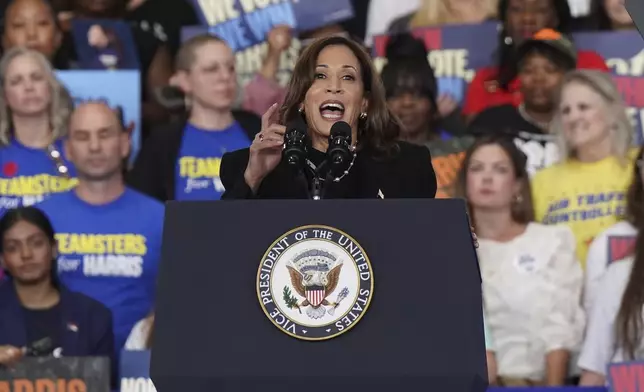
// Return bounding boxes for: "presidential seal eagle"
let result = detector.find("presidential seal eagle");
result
[286,249,345,319]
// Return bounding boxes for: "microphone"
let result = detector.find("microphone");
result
[25,337,53,356]
[283,116,308,169]
[327,121,352,175]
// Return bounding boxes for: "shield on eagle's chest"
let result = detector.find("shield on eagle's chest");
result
[306,285,326,307]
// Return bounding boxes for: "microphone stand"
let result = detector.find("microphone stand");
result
[307,159,332,201]
[295,170,312,199]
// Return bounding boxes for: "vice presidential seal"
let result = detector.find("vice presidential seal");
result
[257,225,374,341]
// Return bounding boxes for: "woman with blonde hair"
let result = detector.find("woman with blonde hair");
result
[532,69,637,268]
[0,47,75,215]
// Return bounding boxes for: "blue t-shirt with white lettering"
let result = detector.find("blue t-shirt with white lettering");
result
[36,188,164,350]
[0,138,77,216]
[175,122,250,200]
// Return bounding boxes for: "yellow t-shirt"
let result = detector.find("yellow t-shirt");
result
[531,150,636,268]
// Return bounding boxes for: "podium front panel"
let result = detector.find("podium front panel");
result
[151,199,486,392]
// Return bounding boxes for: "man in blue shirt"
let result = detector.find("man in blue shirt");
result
[37,102,164,350]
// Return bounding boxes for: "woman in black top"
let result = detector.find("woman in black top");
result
[0,207,114,371]
[220,36,437,199]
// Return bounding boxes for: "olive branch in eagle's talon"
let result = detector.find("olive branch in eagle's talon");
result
[283,286,301,313]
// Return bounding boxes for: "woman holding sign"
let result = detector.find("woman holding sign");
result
[219,36,437,199]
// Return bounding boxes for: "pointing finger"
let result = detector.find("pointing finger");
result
[261,103,279,130]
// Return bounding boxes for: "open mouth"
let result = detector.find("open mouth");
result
[319,101,345,121]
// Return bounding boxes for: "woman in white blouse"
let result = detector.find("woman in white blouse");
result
[456,135,585,386]
[579,147,644,386]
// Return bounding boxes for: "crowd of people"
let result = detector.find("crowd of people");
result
[0,0,641,389]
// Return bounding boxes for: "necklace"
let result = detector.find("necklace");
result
[46,144,70,179]
[518,103,550,131]
[305,146,358,183]
[332,150,357,182]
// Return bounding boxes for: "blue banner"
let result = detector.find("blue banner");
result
[373,25,644,143]
[188,0,353,49]
[71,19,140,70]
[183,0,353,87]
[372,22,499,104]
[56,70,142,165]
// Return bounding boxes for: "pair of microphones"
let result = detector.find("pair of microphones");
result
[283,116,353,176]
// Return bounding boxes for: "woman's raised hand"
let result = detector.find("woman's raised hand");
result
[244,103,286,192]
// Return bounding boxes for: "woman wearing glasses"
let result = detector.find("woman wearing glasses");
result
[0,47,75,217]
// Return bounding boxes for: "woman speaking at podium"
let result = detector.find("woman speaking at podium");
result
[220,36,437,199]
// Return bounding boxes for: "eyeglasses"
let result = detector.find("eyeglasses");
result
[46,144,70,179]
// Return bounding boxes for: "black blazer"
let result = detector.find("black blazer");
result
[0,281,114,355]
[127,109,261,202]
[220,141,437,199]
[0,280,115,383]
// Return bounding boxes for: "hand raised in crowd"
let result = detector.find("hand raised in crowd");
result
[244,103,286,192]
[0,346,24,367]
[437,93,459,118]
[87,25,110,49]
[267,25,293,54]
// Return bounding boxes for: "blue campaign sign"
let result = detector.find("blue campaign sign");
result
[186,0,353,52]
[71,19,140,70]
[289,0,354,33]
[373,25,644,143]
[372,22,499,105]
[55,70,142,165]
[120,350,155,391]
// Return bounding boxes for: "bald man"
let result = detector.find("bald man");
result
[36,101,165,351]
